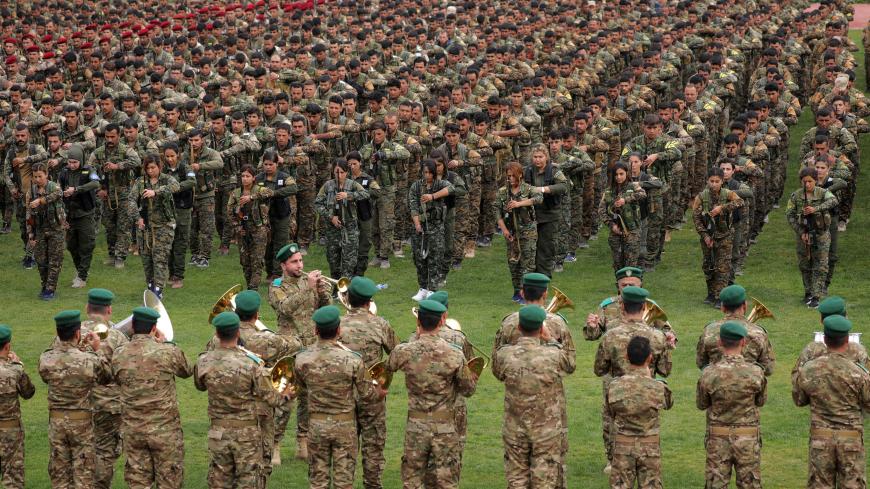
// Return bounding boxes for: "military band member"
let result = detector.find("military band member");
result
[793,315,870,489]
[112,307,192,489]
[493,305,572,489]
[697,321,767,489]
[792,296,868,374]
[0,325,35,489]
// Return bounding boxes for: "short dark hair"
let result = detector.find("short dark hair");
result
[216,327,238,341]
[418,310,442,331]
[132,318,155,335]
[521,284,546,302]
[627,336,651,366]
[316,321,339,339]
[720,336,741,349]
[824,334,848,348]
[57,325,80,342]
[237,311,256,322]
[348,292,369,309]
[623,300,645,314]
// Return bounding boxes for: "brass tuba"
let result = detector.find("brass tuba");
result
[746,296,774,323]
[643,300,668,325]
[411,308,490,376]
[113,290,175,341]
[210,285,269,332]
[546,287,575,314]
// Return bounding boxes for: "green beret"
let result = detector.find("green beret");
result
[518,305,547,330]
[349,277,378,299]
[54,309,82,328]
[818,296,846,317]
[275,243,301,262]
[234,290,261,314]
[719,285,746,307]
[0,325,11,343]
[428,291,448,307]
[823,315,852,338]
[418,299,447,315]
[621,286,649,304]
[312,305,341,328]
[132,306,160,324]
[522,273,551,288]
[87,288,115,306]
[719,321,747,341]
[212,311,241,332]
[615,266,643,281]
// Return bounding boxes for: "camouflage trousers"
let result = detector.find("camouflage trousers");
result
[0,185,12,226]
[288,195,299,241]
[503,424,562,489]
[666,162,684,230]
[325,224,359,280]
[94,410,123,489]
[394,166,410,246]
[273,395,296,447]
[690,143,708,204]
[600,379,614,462]
[34,227,65,292]
[610,436,662,489]
[413,221,445,291]
[556,196,571,264]
[704,429,761,489]
[309,417,358,489]
[0,426,25,489]
[102,189,135,260]
[608,228,641,272]
[567,184,585,251]
[355,218,374,276]
[506,229,537,291]
[296,181,317,244]
[357,401,387,489]
[190,196,216,260]
[139,222,175,289]
[806,430,867,489]
[797,231,830,298]
[66,214,97,281]
[122,425,184,489]
[207,424,261,489]
[479,177,499,239]
[750,177,768,241]
[265,217,290,278]
[425,401,468,488]
[371,186,396,260]
[453,175,481,262]
[259,412,275,489]
[239,225,268,290]
[48,413,96,489]
[13,198,29,257]
[215,184,236,248]
[701,235,733,300]
[825,219,839,292]
[169,208,191,280]
[731,216,751,280]
[644,210,664,268]
[581,171,597,239]
[402,417,461,489]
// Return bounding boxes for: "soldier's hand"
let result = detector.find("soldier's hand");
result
[142,189,156,199]
[97,189,107,200]
[10,188,19,199]
[62,142,71,150]
[191,163,201,172]
[643,154,658,166]
[48,158,60,168]
[801,232,810,245]
[137,218,145,230]
[331,216,342,228]
[335,191,348,201]
[84,332,101,351]
[239,194,252,205]
[27,239,36,249]
[586,313,600,328]
[614,197,625,208]
[415,222,423,234]
[704,236,714,248]
[104,162,119,171]
[448,159,460,169]
[541,325,553,342]
[709,205,723,217]
[420,193,433,204]
[8,351,20,364]
[375,385,388,399]
[12,157,24,167]
[153,328,166,343]
[803,206,816,215]
[63,187,75,197]
[29,198,42,209]
[307,270,322,288]
[665,331,677,349]
[611,224,622,235]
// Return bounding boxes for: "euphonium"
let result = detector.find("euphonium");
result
[643,300,668,324]
[239,347,298,394]
[545,287,575,314]
[210,285,269,332]
[410,308,490,376]
[746,296,774,323]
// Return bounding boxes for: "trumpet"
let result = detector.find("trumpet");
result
[746,296,774,323]
[411,308,490,376]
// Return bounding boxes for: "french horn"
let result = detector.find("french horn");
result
[210,285,269,332]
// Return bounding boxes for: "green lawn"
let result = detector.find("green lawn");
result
[5,34,870,488]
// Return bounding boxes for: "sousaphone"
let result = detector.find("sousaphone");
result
[113,289,174,341]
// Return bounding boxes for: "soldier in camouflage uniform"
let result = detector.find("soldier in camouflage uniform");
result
[495,161,542,300]
[600,162,646,272]
[792,297,868,376]
[228,165,274,290]
[337,278,398,489]
[59,105,97,162]
[25,163,65,300]
[289,116,328,251]
[785,168,837,307]
[697,321,767,489]
[473,112,507,246]
[257,151,297,279]
[348,152,381,277]
[268,243,332,460]
[3,124,48,268]
[0,112,13,234]
[112,306,192,489]
[793,314,870,489]
[208,111,248,256]
[409,159,454,299]
[130,155,179,296]
[0,325,35,489]
[524,145,568,277]
[161,143,195,289]
[38,310,111,489]
[195,311,292,489]
[183,129,224,268]
[605,335,673,488]
[387,299,478,489]
[719,159,754,280]
[315,160,369,280]
[493,305,573,489]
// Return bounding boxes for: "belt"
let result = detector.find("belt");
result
[811,427,862,440]
[613,434,659,444]
[49,409,91,420]
[310,412,355,422]
[408,409,454,422]
[0,419,20,429]
[211,418,258,428]
[709,425,759,437]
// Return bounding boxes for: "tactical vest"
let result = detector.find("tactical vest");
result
[256,172,292,220]
[234,187,269,228]
[524,164,559,210]
[699,187,735,233]
[353,173,374,222]
[137,175,175,224]
[58,165,97,214]
[164,163,195,210]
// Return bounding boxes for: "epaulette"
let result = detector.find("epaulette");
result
[655,377,668,384]
[599,297,616,309]
[556,312,568,324]
[449,342,464,351]
[271,277,283,287]
[856,362,869,374]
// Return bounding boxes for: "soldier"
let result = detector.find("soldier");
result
[228,165,273,290]
[347,152,381,277]
[58,144,99,288]
[194,311,294,488]
[793,315,870,489]
[112,306,192,489]
[605,336,673,488]
[268,243,332,461]
[697,321,767,489]
[3,123,48,269]
[697,285,776,377]
[161,143,195,289]
[792,296,868,373]
[524,144,568,277]
[38,310,111,489]
[0,325,35,489]
[257,150,297,280]
[315,159,370,280]
[183,128,224,268]
[296,305,384,489]
[208,110,246,256]
[495,161,542,302]
[600,161,646,272]
[25,163,65,300]
[387,299,478,489]
[336,277,398,489]
[409,159,454,300]
[492,305,573,489]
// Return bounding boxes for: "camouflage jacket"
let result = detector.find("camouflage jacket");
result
[606,366,673,436]
[594,318,672,379]
[494,310,576,374]
[696,314,775,376]
[268,273,332,345]
[194,346,282,423]
[295,339,380,415]
[338,308,399,367]
[0,353,35,422]
[793,351,870,430]
[38,340,111,411]
[88,143,141,190]
[697,353,767,426]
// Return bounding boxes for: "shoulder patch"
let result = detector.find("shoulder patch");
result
[665,140,679,150]
[272,278,283,287]
[599,297,616,309]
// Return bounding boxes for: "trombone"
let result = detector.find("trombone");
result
[411,307,490,376]
[746,296,774,323]
[210,285,270,332]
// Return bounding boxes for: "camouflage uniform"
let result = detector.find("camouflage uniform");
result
[692,187,744,301]
[493,336,573,489]
[290,136,327,248]
[605,365,673,488]
[113,334,193,489]
[38,339,112,489]
[295,339,380,489]
[524,164,569,277]
[494,183,542,291]
[387,333,477,489]
[25,181,66,293]
[194,346,284,489]
[163,161,195,283]
[409,177,454,291]
[314,179,369,279]
[130,173,180,290]
[4,142,49,258]
[209,131,246,252]
[786,186,837,300]
[256,171,297,278]
[697,353,767,489]
[478,133,508,240]
[793,341,869,377]
[227,184,273,290]
[359,139,411,261]
[182,146,224,262]
[352,171,381,276]
[600,182,646,272]
[88,142,141,262]
[338,308,399,489]
[793,351,870,489]
[0,351,35,489]
[268,141,308,241]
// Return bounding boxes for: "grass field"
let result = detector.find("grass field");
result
[4,34,870,488]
